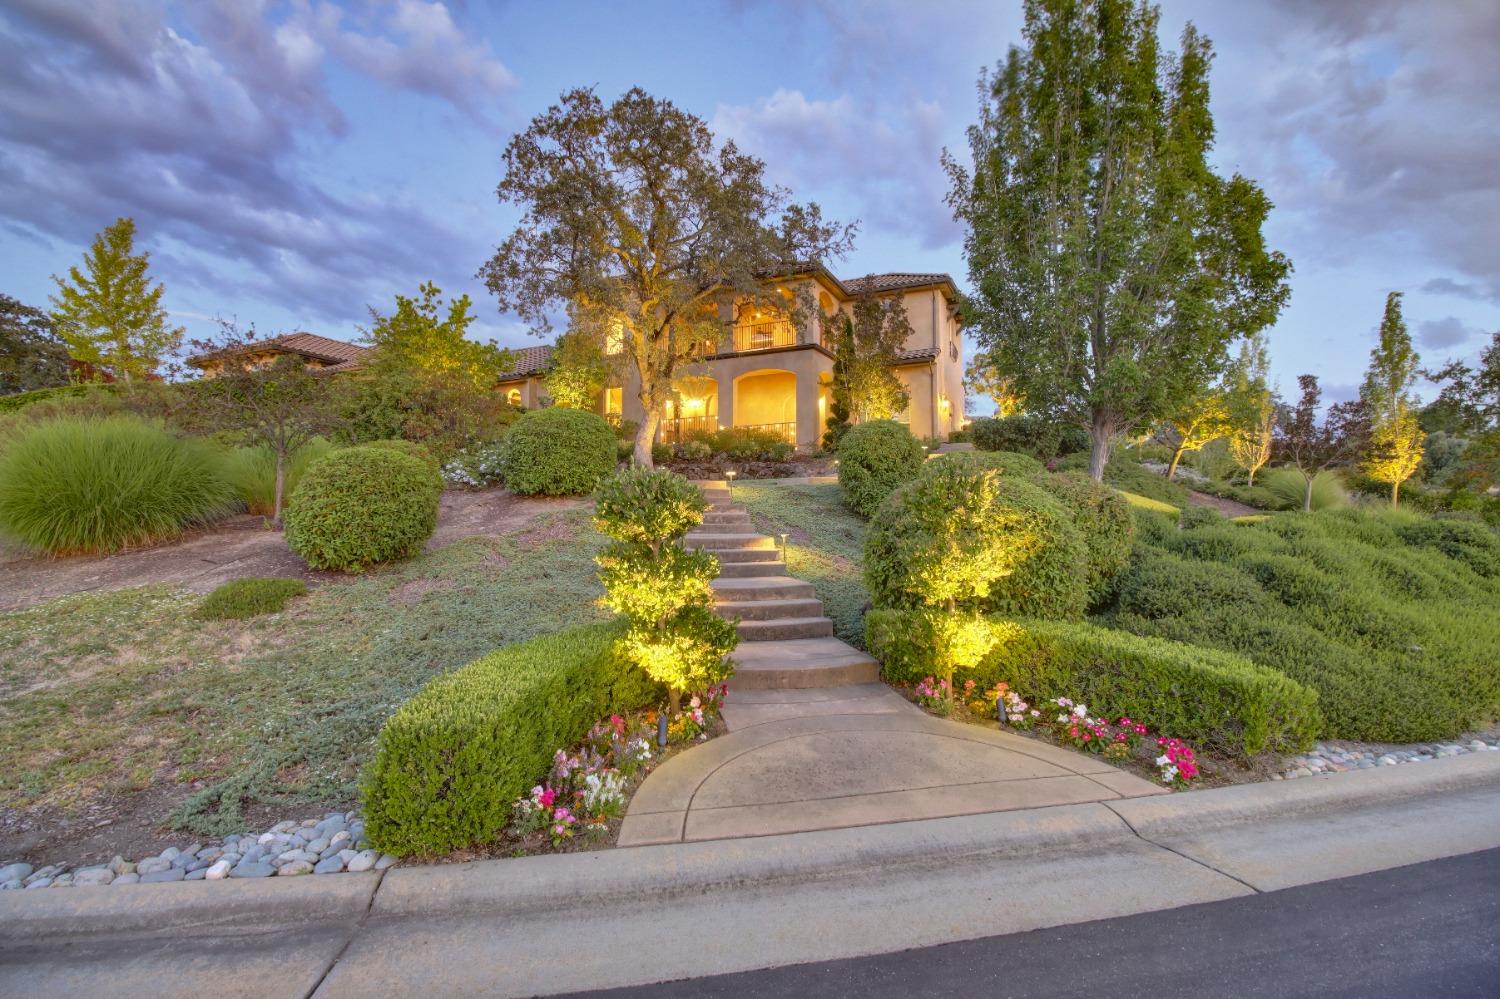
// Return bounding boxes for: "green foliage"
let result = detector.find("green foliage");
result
[362,620,657,856]
[690,426,796,463]
[284,447,440,572]
[360,439,444,491]
[593,465,707,545]
[1059,450,1194,507]
[222,438,335,517]
[969,413,1063,459]
[946,6,1291,477]
[866,471,1088,620]
[544,328,609,409]
[867,609,1319,757]
[0,381,121,415]
[924,449,1045,478]
[1030,471,1135,605]
[365,281,510,392]
[1108,508,1500,741]
[48,217,183,382]
[1260,468,1348,511]
[823,291,912,423]
[1177,504,1224,530]
[196,577,308,621]
[1,293,70,394]
[0,416,235,554]
[837,419,925,516]
[502,407,617,495]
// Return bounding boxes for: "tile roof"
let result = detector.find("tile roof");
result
[893,346,941,364]
[187,331,369,368]
[843,273,954,294]
[501,344,554,378]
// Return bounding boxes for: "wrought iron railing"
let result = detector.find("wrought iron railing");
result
[735,421,797,445]
[730,320,797,353]
[659,415,718,444]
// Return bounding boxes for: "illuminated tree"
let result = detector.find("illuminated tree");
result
[483,87,853,467]
[824,289,912,425]
[1358,292,1425,506]
[545,328,609,410]
[1225,333,1274,485]
[49,217,182,383]
[964,351,1022,417]
[593,467,737,714]
[1163,390,1231,480]
[365,282,509,392]
[1363,402,1425,506]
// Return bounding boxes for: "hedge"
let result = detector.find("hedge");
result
[922,449,1044,478]
[867,608,1321,757]
[362,619,657,855]
[0,382,121,414]
[1029,471,1134,606]
[969,413,1063,459]
[837,419,925,516]
[502,407,617,496]
[284,446,440,572]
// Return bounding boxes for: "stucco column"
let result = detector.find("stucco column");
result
[796,371,821,451]
[716,377,734,432]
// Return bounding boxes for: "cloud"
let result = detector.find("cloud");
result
[1416,316,1478,351]
[1421,277,1488,301]
[713,88,958,250]
[0,0,503,324]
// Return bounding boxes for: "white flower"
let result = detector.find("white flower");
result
[1072,704,1088,718]
[1155,755,1171,767]
[1057,714,1071,723]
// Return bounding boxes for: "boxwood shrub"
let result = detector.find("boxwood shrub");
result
[284,446,440,572]
[1029,471,1134,606]
[969,413,1062,459]
[502,407,617,496]
[866,473,1088,619]
[867,608,1320,757]
[923,449,1045,478]
[0,415,236,554]
[360,439,443,488]
[837,419,925,517]
[362,619,657,856]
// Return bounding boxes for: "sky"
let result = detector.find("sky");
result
[1,0,1496,412]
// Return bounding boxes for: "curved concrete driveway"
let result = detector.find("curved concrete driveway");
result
[619,686,1166,846]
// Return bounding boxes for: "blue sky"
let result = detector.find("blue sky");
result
[1,0,1496,412]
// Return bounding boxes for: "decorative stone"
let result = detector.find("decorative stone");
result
[140,868,185,883]
[346,850,379,873]
[230,862,276,879]
[136,857,171,875]
[313,856,344,875]
[73,868,115,887]
[204,859,233,880]
[185,869,208,881]
[113,873,140,885]
[25,878,53,889]
[373,854,398,871]
[0,863,34,883]
[159,847,181,862]
[277,861,313,876]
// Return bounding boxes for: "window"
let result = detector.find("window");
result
[506,387,522,407]
[604,386,623,417]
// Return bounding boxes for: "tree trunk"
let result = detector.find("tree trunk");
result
[1391,480,1400,507]
[635,408,660,468]
[1166,444,1185,480]
[1246,465,1257,487]
[667,686,680,718]
[1303,473,1314,512]
[273,449,287,526]
[1087,413,1113,483]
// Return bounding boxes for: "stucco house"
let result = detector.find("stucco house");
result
[604,266,966,450]
[187,332,370,377]
[493,344,554,408]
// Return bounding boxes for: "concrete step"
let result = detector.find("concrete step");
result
[687,533,776,551]
[712,577,816,602]
[736,616,835,641]
[702,514,753,529]
[715,560,788,578]
[709,547,787,563]
[715,598,826,621]
[727,637,881,689]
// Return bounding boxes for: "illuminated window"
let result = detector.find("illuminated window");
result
[506,387,522,407]
[604,386,623,417]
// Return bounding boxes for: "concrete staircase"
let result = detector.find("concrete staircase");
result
[686,482,878,692]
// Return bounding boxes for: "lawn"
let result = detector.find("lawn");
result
[736,483,870,647]
[0,506,604,839]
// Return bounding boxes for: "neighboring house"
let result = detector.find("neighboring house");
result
[494,344,553,408]
[187,332,370,377]
[606,266,966,450]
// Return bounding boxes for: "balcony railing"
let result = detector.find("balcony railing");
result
[730,320,797,353]
[659,415,718,444]
[735,421,797,445]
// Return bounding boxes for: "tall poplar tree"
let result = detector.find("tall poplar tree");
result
[49,217,183,383]
[945,0,1291,481]
[1225,332,1275,485]
[1359,292,1424,505]
[824,290,913,424]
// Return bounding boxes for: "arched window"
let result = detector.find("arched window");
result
[506,388,522,407]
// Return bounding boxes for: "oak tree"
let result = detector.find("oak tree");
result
[0,294,71,394]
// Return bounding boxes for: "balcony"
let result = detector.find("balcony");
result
[730,320,798,353]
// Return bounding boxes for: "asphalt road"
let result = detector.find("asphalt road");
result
[563,847,1500,999]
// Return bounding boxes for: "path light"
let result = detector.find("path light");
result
[779,532,789,562]
[997,694,1006,727]
[658,712,668,749]
[725,468,736,500]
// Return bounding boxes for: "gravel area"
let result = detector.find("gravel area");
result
[1275,736,1500,780]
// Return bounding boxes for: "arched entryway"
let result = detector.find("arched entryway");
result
[733,369,797,444]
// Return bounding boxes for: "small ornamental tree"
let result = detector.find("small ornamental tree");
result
[593,467,738,714]
[545,328,609,410]
[1163,390,1231,480]
[1359,293,1425,506]
[49,217,183,384]
[1364,402,1425,506]
[1225,333,1275,485]
[823,290,912,424]
[1274,375,1370,512]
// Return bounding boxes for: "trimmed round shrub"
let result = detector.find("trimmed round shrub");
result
[924,449,1045,479]
[196,577,308,621]
[969,413,1063,459]
[0,416,235,554]
[593,466,707,545]
[837,419,925,517]
[361,439,440,475]
[501,407,617,496]
[1030,471,1135,605]
[866,472,1088,619]
[284,447,440,572]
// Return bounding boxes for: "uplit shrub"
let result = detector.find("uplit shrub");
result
[866,470,1088,619]
[923,449,1044,478]
[223,438,336,517]
[1030,471,1134,605]
[837,419,925,516]
[196,577,308,621]
[693,426,795,462]
[501,407,617,495]
[867,609,1320,757]
[284,446,439,572]
[362,620,657,856]
[0,416,235,554]
[1261,468,1348,511]
[969,413,1062,459]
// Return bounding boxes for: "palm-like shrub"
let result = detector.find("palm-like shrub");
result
[593,467,736,711]
[0,416,235,554]
[1261,468,1348,511]
[284,446,440,572]
[837,419,925,516]
[223,438,335,517]
[502,407,617,495]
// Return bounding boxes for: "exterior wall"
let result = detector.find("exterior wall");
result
[194,349,338,378]
[897,289,939,354]
[495,375,547,408]
[893,363,936,440]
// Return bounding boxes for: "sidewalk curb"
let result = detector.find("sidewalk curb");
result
[3,752,1497,941]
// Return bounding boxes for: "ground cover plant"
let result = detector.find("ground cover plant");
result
[0,415,236,554]
[0,506,605,839]
[196,577,308,621]
[736,483,869,647]
[1106,507,1500,741]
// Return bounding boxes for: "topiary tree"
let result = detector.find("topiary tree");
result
[837,419,925,516]
[502,407,617,495]
[1030,471,1135,607]
[866,472,1089,622]
[285,447,440,571]
[593,467,738,714]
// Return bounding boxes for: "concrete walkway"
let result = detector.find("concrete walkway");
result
[617,481,1165,847]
